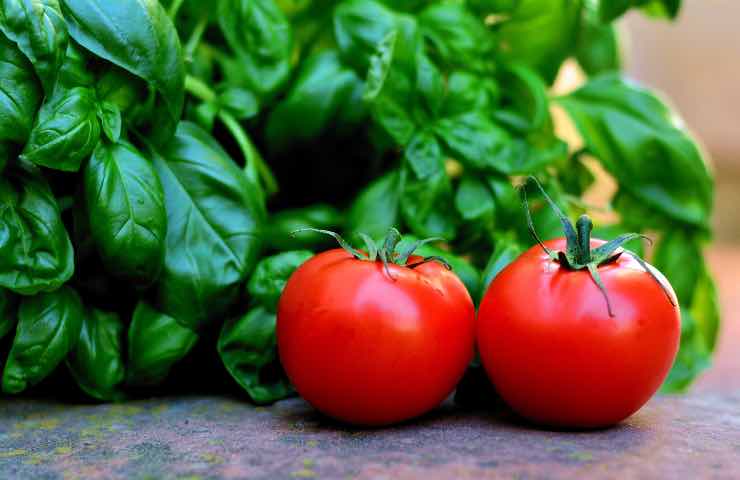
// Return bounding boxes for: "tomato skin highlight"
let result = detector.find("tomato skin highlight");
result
[277,249,476,426]
[477,238,681,428]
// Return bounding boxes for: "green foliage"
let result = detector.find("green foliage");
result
[152,122,264,329]
[0,0,715,402]
[66,308,125,401]
[83,141,167,284]
[126,302,198,387]
[3,286,83,394]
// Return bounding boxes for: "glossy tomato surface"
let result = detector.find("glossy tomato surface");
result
[277,249,476,426]
[477,238,681,428]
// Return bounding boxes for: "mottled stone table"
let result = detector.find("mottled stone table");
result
[1,246,738,480]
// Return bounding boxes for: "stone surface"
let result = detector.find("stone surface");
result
[0,246,738,480]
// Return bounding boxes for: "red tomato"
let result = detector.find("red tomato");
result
[277,249,475,426]
[477,238,680,428]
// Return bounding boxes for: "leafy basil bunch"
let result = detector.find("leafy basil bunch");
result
[0,0,717,403]
[0,0,264,400]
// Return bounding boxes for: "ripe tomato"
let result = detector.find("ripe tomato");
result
[477,238,680,428]
[277,248,475,426]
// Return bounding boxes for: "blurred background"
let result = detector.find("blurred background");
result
[624,1,740,243]
[622,0,740,388]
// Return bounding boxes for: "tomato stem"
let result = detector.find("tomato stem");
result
[521,176,676,317]
[290,228,452,276]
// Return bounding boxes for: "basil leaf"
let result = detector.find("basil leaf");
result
[153,122,264,329]
[434,111,514,172]
[265,51,365,152]
[218,0,292,101]
[56,40,93,87]
[83,140,167,284]
[2,286,83,394]
[345,170,403,242]
[654,229,718,392]
[21,85,100,172]
[218,86,259,121]
[0,288,18,341]
[126,301,198,387]
[481,233,524,295]
[60,0,185,146]
[264,204,343,251]
[0,165,74,294]
[455,176,495,222]
[557,74,713,229]
[66,308,125,401]
[404,130,443,180]
[600,0,681,22]
[334,0,404,73]
[494,64,549,134]
[576,2,621,75]
[247,251,313,313]
[441,71,499,118]
[0,33,42,145]
[419,2,494,72]
[494,0,581,83]
[400,167,457,239]
[653,229,703,304]
[218,306,293,404]
[97,101,122,143]
[0,0,68,93]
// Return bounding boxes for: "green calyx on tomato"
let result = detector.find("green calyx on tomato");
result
[522,177,675,317]
[292,227,451,277]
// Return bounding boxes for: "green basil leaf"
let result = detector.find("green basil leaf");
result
[265,51,365,152]
[0,165,73,294]
[126,301,198,387]
[0,0,68,93]
[66,308,125,401]
[364,30,397,101]
[493,64,549,134]
[0,33,42,145]
[653,228,702,304]
[404,130,443,180]
[480,233,524,295]
[441,71,500,118]
[97,101,122,143]
[2,286,83,394]
[576,2,621,75]
[653,229,718,392]
[334,0,403,73]
[218,0,292,101]
[95,65,142,119]
[415,52,444,118]
[218,306,293,404]
[434,111,515,172]
[599,0,681,22]
[20,85,100,172]
[153,122,264,329]
[218,86,259,121]
[60,0,185,146]
[247,251,313,313]
[401,167,457,239]
[494,0,581,83]
[455,176,495,221]
[557,74,713,228]
[370,94,416,146]
[0,288,18,340]
[56,40,94,88]
[345,170,403,242]
[84,140,167,284]
[419,2,494,72]
[264,204,343,251]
